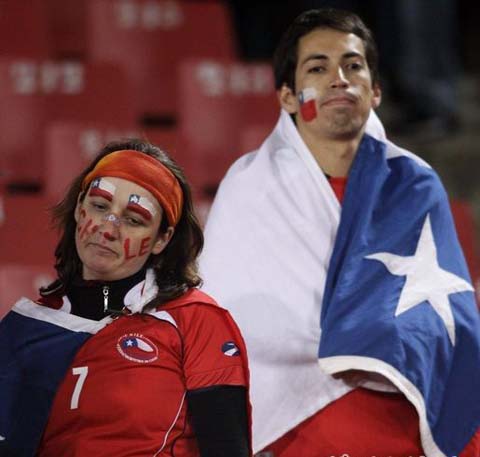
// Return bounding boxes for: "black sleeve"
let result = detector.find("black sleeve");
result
[186,385,250,457]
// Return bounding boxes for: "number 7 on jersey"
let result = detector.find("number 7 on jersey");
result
[70,366,89,410]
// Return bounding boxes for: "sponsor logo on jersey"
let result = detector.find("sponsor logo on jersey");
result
[222,341,240,357]
[116,334,158,363]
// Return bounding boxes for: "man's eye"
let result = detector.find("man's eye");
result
[347,62,363,70]
[308,66,325,73]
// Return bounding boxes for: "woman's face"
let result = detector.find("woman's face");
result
[74,176,173,281]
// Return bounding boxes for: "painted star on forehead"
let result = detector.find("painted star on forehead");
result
[366,214,474,346]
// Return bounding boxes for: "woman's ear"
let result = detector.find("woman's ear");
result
[152,226,174,255]
[74,192,84,223]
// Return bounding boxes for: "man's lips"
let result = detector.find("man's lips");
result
[321,94,357,106]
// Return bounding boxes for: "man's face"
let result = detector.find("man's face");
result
[279,28,381,141]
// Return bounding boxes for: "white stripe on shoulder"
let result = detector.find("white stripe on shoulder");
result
[147,309,178,328]
[384,140,431,168]
[12,297,110,334]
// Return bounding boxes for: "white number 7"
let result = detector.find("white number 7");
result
[70,366,88,410]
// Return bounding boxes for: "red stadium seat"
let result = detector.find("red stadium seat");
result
[177,58,277,195]
[46,0,87,59]
[45,122,181,200]
[239,124,273,156]
[0,58,136,187]
[450,199,480,302]
[0,0,51,58]
[86,0,236,119]
[0,194,58,265]
[0,264,55,318]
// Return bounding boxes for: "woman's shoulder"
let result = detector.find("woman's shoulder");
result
[150,288,238,332]
[159,288,221,311]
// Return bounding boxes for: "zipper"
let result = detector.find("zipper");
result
[103,285,109,313]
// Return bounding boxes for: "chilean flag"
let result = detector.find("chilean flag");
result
[0,299,107,456]
[318,135,480,456]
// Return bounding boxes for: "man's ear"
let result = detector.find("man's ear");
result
[277,83,298,114]
[152,226,174,255]
[371,83,382,109]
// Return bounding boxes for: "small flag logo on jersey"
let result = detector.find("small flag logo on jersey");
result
[117,334,158,363]
[222,341,240,357]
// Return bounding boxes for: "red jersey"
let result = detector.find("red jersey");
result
[38,289,248,457]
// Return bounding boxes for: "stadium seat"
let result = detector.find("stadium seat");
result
[0,58,136,187]
[239,124,273,156]
[86,0,237,119]
[0,0,51,58]
[46,0,87,59]
[177,58,277,195]
[451,199,480,300]
[0,194,59,266]
[0,264,55,318]
[45,122,181,200]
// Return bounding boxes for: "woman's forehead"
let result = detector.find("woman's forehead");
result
[88,177,161,209]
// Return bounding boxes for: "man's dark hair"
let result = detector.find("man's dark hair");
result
[42,139,204,306]
[273,8,379,91]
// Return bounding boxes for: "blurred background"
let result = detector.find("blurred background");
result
[0,0,479,311]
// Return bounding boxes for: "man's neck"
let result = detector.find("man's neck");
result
[311,139,360,177]
[299,128,364,177]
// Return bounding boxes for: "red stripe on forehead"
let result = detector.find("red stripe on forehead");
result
[88,186,113,201]
[126,202,153,221]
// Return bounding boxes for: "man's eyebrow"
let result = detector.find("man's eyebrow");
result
[300,53,328,66]
[343,51,364,60]
[300,51,365,66]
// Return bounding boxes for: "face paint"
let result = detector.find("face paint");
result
[123,236,153,260]
[89,178,116,201]
[138,236,152,257]
[127,194,156,221]
[298,87,318,122]
[103,232,116,242]
[78,218,99,240]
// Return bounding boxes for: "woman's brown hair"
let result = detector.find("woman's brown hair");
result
[41,139,203,306]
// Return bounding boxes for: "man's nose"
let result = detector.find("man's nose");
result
[329,67,349,89]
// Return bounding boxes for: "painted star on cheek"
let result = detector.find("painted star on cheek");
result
[365,214,474,346]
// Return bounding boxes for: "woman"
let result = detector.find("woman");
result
[2,140,251,457]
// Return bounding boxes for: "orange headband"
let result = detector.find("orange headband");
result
[82,150,183,226]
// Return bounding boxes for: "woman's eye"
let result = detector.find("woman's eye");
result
[126,217,142,227]
[91,202,107,211]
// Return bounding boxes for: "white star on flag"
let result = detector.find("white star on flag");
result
[366,214,474,346]
[126,339,134,347]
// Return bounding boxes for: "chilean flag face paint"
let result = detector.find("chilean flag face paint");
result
[298,87,318,122]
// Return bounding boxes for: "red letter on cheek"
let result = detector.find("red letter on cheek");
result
[79,219,93,240]
[138,237,152,257]
[123,238,136,260]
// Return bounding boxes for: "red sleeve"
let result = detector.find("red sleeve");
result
[174,304,248,391]
[460,427,480,457]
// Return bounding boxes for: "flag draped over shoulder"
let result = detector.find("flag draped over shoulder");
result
[0,299,109,457]
[200,109,480,456]
[318,132,480,456]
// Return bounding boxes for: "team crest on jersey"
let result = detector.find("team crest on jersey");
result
[222,341,240,357]
[117,333,158,363]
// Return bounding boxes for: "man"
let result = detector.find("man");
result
[200,8,480,457]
